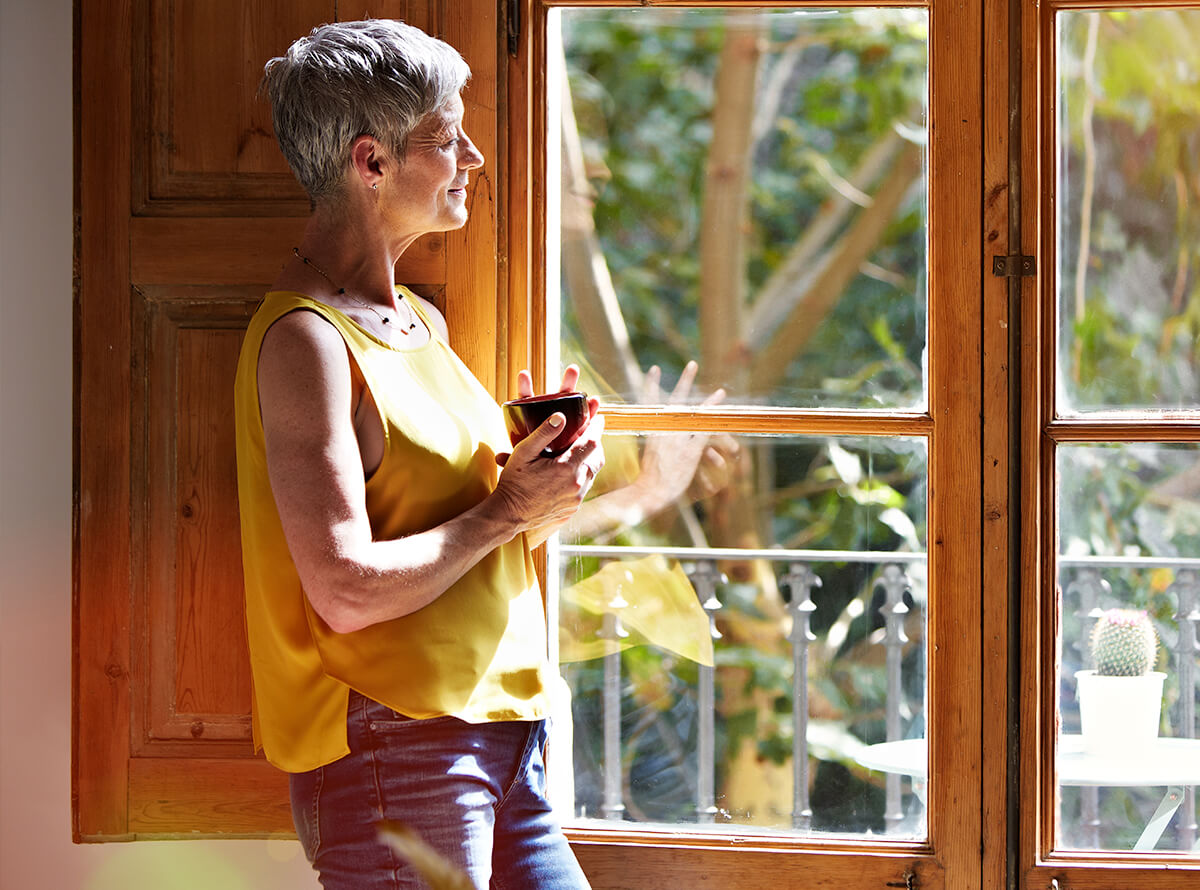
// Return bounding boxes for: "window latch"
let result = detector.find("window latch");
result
[992,254,1036,277]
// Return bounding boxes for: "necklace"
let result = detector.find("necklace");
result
[292,247,418,334]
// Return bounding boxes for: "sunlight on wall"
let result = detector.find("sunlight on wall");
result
[83,840,306,890]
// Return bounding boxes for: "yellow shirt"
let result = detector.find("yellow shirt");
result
[234,290,551,773]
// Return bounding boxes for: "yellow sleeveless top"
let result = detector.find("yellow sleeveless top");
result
[234,290,551,773]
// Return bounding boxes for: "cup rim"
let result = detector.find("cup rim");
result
[502,391,587,407]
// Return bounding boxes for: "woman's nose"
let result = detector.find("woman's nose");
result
[459,132,485,170]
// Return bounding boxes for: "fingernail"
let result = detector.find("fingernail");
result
[549,414,564,427]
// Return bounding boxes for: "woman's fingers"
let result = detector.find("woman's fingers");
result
[514,365,582,400]
[517,368,534,399]
[558,364,581,393]
[641,365,662,404]
[668,360,699,404]
[512,412,570,458]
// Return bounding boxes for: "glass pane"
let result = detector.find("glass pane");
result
[1056,443,1200,853]
[549,8,928,410]
[552,434,928,839]
[1057,11,1200,413]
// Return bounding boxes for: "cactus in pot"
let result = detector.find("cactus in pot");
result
[1077,608,1165,756]
[1089,608,1158,676]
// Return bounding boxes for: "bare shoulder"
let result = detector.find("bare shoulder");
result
[257,309,353,413]
[260,309,346,368]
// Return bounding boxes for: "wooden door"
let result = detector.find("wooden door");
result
[74,0,501,840]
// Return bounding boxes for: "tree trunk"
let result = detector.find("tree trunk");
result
[554,33,642,399]
[698,12,762,396]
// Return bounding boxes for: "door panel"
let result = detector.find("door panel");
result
[136,291,258,750]
[74,0,495,839]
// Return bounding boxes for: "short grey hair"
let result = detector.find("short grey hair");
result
[262,20,470,202]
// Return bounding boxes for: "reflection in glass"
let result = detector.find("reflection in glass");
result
[550,8,928,409]
[553,434,928,839]
[1056,444,1200,853]
[1057,11,1200,413]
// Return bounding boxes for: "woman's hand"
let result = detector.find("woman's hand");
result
[491,367,605,544]
[630,362,737,507]
[492,411,606,546]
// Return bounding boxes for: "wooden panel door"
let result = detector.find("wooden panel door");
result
[74,0,500,839]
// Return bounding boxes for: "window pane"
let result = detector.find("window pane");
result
[550,8,928,410]
[553,434,928,839]
[1056,443,1200,853]
[1057,11,1200,413]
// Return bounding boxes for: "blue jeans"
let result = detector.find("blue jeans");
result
[289,691,591,890]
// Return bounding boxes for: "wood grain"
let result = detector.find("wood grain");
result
[75,0,135,843]
[134,0,320,212]
[138,296,258,748]
[128,757,293,836]
[439,0,501,396]
[981,0,1015,885]
[572,839,943,889]
[130,217,447,286]
[926,2,984,888]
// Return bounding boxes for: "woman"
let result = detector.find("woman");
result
[235,19,601,889]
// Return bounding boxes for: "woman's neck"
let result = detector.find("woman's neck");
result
[295,207,401,305]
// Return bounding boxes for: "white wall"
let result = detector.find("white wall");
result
[0,1,318,885]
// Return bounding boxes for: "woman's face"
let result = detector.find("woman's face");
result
[382,93,484,238]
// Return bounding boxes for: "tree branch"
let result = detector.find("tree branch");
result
[749,142,924,394]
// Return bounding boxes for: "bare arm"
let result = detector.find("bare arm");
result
[257,310,604,634]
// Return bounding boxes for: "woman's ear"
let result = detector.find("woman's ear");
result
[349,135,385,190]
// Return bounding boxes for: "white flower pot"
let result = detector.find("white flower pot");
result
[1075,670,1166,757]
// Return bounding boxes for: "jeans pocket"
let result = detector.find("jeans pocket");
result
[289,765,324,863]
[366,713,462,733]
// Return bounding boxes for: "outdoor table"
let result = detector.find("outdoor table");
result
[855,735,1200,852]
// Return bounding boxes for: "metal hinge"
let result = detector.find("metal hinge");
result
[992,254,1036,277]
[886,873,916,889]
[507,0,521,57]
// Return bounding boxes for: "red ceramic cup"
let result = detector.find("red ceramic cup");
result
[501,391,589,456]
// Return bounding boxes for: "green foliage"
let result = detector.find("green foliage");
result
[562,8,927,407]
[1058,10,1200,410]
[1058,443,1200,562]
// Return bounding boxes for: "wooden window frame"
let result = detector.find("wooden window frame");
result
[1019,2,1200,888]
[505,2,986,887]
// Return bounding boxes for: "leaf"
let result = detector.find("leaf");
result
[877,507,919,547]
[827,441,863,486]
[377,822,474,890]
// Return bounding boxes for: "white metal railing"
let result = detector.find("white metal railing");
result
[557,545,1200,848]
[558,544,925,833]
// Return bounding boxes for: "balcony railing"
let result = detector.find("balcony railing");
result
[558,544,926,835]
[556,544,1200,850]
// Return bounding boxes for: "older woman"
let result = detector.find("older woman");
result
[235,19,601,890]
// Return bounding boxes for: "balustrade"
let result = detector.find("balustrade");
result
[557,546,1200,850]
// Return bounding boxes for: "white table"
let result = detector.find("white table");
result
[855,736,1200,851]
